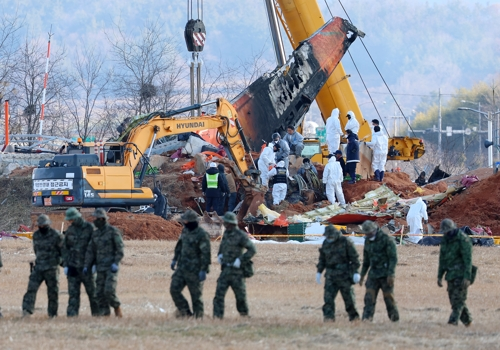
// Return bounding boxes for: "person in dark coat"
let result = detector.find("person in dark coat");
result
[334,150,347,177]
[217,164,230,215]
[415,171,427,186]
[153,181,166,218]
[345,130,360,184]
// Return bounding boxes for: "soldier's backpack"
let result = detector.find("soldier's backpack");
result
[242,259,254,278]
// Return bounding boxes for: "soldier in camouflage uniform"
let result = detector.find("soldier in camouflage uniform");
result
[213,212,256,319]
[84,208,124,317]
[437,219,473,326]
[62,207,99,317]
[359,220,399,322]
[22,214,63,317]
[316,225,360,322]
[0,247,3,317]
[169,209,211,318]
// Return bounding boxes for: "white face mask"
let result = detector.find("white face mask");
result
[369,236,376,241]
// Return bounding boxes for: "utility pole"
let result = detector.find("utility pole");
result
[438,88,442,156]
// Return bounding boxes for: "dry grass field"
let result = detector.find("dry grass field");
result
[0,240,499,349]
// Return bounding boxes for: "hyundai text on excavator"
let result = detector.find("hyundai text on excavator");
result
[31,16,362,222]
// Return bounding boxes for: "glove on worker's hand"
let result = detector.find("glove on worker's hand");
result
[199,271,207,282]
[110,263,119,273]
[170,260,177,271]
[82,267,88,275]
[233,258,241,269]
[64,267,68,276]
[316,272,322,285]
[217,254,223,265]
[462,279,471,288]
[387,275,395,287]
[437,278,443,288]
[92,265,96,274]
[353,273,361,284]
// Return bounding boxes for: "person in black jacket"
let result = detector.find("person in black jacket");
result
[217,164,230,215]
[345,130,360,184]
[202,162,229,215]
[334,150,347,177]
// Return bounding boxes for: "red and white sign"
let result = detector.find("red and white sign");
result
[193,32,205,47]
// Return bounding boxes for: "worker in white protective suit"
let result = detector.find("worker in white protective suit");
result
[268,161,288,206]
[345,110,360,136]
[326,108,343,154]
[365,125,389,181]
[258,143,278,187]
[322,155,346,206]
[406,197,428,244]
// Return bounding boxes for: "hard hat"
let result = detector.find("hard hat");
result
[272,132,280,141]
[223,212,238,224]
[209,162,217,168]
[334,150,343,155]
[181,209,199,222]
[37,214,51,226]
[440,219,456,234]
[277,161,285,167]
[361,220,378,234]
[65,207,81,221]
[92,208,108,219]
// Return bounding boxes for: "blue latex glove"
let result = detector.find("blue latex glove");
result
[316,272,322,285]
[64,267,68,276]
[170,260,176,271]
[110,263,119,273]
[82,267,88,275]
[92,265,96,274]
[199,270,207,282]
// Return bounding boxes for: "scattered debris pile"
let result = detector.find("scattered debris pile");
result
[429,172,500,233]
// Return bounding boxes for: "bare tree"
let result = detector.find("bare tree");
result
[10,35,68,136]
[0,12,23,89]
[201,47,272,105]
[64,43,112,141]
[107,20,185,115]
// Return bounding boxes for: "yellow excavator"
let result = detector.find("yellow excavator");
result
[267,0,425,175]
[32,98,258,210]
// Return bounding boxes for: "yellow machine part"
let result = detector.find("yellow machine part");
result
[274,0,424,167]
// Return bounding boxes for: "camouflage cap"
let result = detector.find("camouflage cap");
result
[92,208,108,219]
[323,224,341,238]
[360,220,378,234]
[440,218,456,234]
[223,212,238,225]
[181,209,199,222]
[37,214,51,226]
[65,207,81,221]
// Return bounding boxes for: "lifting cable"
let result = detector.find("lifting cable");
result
[325,0,418,138]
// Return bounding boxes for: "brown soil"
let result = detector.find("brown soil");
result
[429,171,500,234]
[8,166,35,177]
[343,180,381,202]
[107,212,183,240]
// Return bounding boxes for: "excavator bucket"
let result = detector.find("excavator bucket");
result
[232,17,361,151]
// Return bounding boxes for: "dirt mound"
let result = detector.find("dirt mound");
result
[383,172,446,199]
[343,180,381,202]
[424,181,448,193]
[108,212,183,240]
[429,172,500,234]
